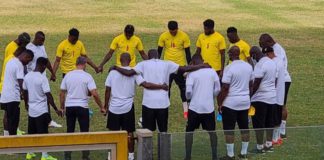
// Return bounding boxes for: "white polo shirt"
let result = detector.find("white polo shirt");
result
[186,68,220,114]
[273,43,291,82]
[273,57,285,106]
[105,66,144,114]
[60,70,96,108]
[222,60,253,111]
[26,43,48,73]
[134,59,179,109]
[23,71,50,117]
[0,58,24,103]
[251,57,277,104]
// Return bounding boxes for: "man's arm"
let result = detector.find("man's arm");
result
[52,57,61,77]
[104,87,111,113]
[46,59,56,81]
[84,55,99,73]
[59,90,66,111]
[178,63,210,73]
[98,49,115,72]
[112,66,137,77]
[217,83,230,110]
[195,47,201,55]
[140,82,168,91]
[220,49,225,77]
[18,79,24,99]
[90,89,106,114]
[158,46,163,59]
[252,78,262,96]
[46,92,63,117]
[139,50,148,60]
[185,47,192,64]
[246,57,254,68]
[185,85,193,100]
[23,90,29,111]
[249,80,253,97]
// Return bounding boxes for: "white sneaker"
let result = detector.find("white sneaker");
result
[137,117,143,128]
[49,120,62,128]
[128,152,134,160]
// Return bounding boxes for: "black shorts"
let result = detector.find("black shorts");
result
[273,105,283,126]
[2,102,20,135]
[222,107,249,135]
[251,102,275,129]
[142,105,168,132]
[28,113,51,134]
[107,105,135,133]
[284,82,291,106]
[186,109,216,132]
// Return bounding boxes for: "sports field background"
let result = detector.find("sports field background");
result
[0,0,324,159]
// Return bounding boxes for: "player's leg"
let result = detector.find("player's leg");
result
[272,105,282,145]
[280,82,291,138]
[64,107,76,160]
[184,110,200,160]
[237,109,249,159]
[36,113,57,160]
[156,107,168,133]
[26,115,37,160]
[121,105,136,160]
[142,105,156,132]
[174,72,189,118]
[251,102,266,153]
[6,102,20,135]
[221,107,236,159]
[1,104,9,136]
[77,107,90,160]
[168,73,175,98]
[264,104,275,152]
[201,111,217,160]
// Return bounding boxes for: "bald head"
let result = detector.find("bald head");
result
[228,46,240,61]
[120,53,131,66]
[259,33,275,48]
[250,46,264,62]
[148,49,158,59]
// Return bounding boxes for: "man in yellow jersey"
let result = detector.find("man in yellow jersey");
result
[53,28,98,78]
[196,19,226,77]
[0,32,30,136]
[157,21,191,118]
[226,27,253,67]
[98,24,148,71]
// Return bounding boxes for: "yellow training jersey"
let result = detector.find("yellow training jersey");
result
[196,32,226,71]
[110,34,144,67]
[0,41,19,92]
[229,39,251,62]
[56,39,86,74]
[158,30,190,66]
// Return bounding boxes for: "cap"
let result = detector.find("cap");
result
[262,46,274,54]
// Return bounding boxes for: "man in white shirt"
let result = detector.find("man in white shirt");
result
[218,46,253,160]
[184,54,220,160]
[250,46,277,153]
[60,56,105,160]
[263,47,285,145]
[26,31,62,128]
[0,49,34,135]
[23,57,63,160]
[259,34,291,138]
[105,53,168,160]
[112,49,209,133]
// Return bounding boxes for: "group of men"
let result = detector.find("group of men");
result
[0,18,291,160]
